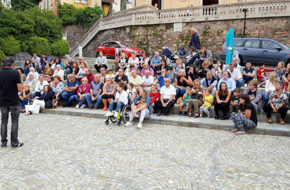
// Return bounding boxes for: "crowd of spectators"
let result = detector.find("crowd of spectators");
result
[16,49,289,131]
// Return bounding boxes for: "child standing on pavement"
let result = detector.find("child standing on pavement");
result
[199,88,213,117]
[179,86,192,115]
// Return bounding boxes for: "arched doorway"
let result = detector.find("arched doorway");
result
[203,0,218,6]
[152,0,161,9]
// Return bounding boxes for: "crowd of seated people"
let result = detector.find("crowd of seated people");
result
[16,50,289,130]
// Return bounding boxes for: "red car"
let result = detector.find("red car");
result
[96,41,144,59]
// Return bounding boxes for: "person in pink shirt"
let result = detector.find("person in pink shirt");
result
[141,63,154,76]
[76,77,91,109]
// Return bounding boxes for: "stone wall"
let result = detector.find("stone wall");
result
[64,25,87,49]
[80,17,290,60]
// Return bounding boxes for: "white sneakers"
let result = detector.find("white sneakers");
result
[137,123,142,129]
[105,111,114,117]
[124,122,142,129]
[124,122,132,127]
[76,104,86,109]
[114,112,118,118]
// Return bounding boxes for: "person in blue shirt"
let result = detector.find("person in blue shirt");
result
[37,53,51,73]
[151,52,162,72]
[61,74,80,107]
[155,68,171,89]
[217,71,236,92]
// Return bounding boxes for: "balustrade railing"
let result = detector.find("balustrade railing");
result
[70,0,290,56]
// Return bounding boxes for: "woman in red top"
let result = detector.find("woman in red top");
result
[149,84,159,107]
[76,77,91,109]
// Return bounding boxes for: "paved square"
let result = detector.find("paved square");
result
[0,114,289,189]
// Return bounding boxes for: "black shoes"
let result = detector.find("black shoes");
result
[11,142,24,148]
[1,143,7,147]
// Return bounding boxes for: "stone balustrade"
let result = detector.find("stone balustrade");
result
[70,0,290,57]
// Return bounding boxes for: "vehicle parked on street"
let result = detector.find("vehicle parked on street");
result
[219,38,290,66]
[96,41,144,59]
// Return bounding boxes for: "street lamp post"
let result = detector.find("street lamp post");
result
[242,8,248,37]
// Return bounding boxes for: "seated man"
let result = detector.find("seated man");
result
[154,78,176,116]
[151,51,162,73]
[228,63,242,88]
[61,74,80,107]
[115,68,129,85]
[242,62,255,86]
[24,72,38,93]
[154,68,171,89]
[85,74,104,109]
[94,52,108,73]
[217,71,236,92]
[142,70,154,92]
[263,81,288,125]
[129,70,142,86]
[34,75,49,98]
[201,71,217,95]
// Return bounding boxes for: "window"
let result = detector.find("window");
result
[244,40,260,48]
[233,39,245,47]
[102,42,112,47]
[75,0,80,2]
[43,2,45,9]
[262,40,281,50]
[82,0,87,3]
[111,43,121,48]
[47,0,49,8]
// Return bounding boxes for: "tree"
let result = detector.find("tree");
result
[0,36,21,55]
[26,36,52,55]
[51,39,70,57]
[58,3,77,26]
[11,0,38,11]
[75,6,103,27]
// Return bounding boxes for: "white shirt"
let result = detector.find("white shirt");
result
[95,56,107,65]
[115,90,128,105]
[32,72,39,79]
[35,80,49,92]
[126,88,136,99]
[128,57,139,66]
[142,75,154,86]
[160,85,176,100]
[53,69,64,81]
[228,69,242,80]
[265,80,276,92]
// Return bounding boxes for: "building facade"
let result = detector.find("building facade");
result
[1,0,11,8]
[136,0,269,9]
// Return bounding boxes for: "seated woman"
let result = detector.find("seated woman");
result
[101,78,116,110]
[70,62,79,76]
[125,87,154,129]
[173,59,184,78]
[25,85,54,115]
[187,79,203,117]
[53,65,64,81]
[106,83,128,118]
[128,52,139,69]
[155,58,169,76]
[19,84,33,113]
[76,62,88,81]
[199,58,213,78]
[51,75,65,107]
[243,80,262,112]
[275,61,285,81]
[186,65,199,82]
[141,63,154,76]
[230,94,257,134]
[175,69,193,100]
[214,82,231,120]
[262,73,277,103]
[76,77,91,109]
[263,81,288,125]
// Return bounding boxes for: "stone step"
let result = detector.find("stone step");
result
[41,108,290,137]
[170,104,290,123]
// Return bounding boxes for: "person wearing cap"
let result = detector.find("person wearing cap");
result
[0,58,24,147]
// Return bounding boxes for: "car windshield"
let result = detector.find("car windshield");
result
[119,42,134,47]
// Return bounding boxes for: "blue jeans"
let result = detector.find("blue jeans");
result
[243,75,253,84]
[176,88,186,99]
[1,106,20,145]
[20,99,30,109]
[61,92,78,106]
[85,94,102,108]
[262,92,270,103]
[109,101,124,113]
[235,80,243,88]
[33,91,44,98]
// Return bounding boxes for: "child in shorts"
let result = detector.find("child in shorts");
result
[179,86,191,115]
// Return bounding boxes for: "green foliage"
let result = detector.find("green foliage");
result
[11,0,37,11]
[0,6,63,56]
[0,36,21,55]
[51,39,69,57]
[26,36,52,55]
[58,3,103,27]
[0,50,5,63]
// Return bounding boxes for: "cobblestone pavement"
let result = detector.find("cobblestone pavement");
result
[0,114,289,190]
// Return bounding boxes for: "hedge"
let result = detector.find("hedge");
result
[0,36,21,56]
[51,39,70,57]
[25,36,52,55]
